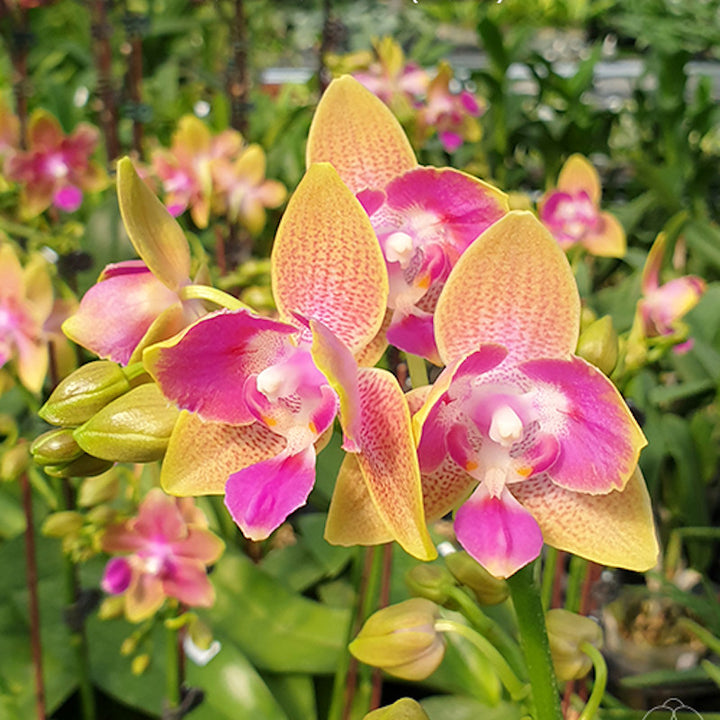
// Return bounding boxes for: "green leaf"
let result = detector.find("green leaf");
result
[421,695,522,720]
[260,673,317,720]
[0,486,26,540]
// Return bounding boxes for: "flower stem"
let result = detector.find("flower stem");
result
[506,561,562,720]
[165,622,181,711]
[576,642,607,720]
[434,619,529,702]
[179,284,253,311]
[21,473,46,720]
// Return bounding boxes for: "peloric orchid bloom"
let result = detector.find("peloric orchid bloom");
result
[142,163,434,561]
[307,75,508,364]
[101,488,224,622]
[412,211,657,578]
[637,232,706,343]
[538,154,626,258]
[3,110,107,219]
[63,158,205,366]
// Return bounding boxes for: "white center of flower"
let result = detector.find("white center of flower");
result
[488,405,523,446]
[256,365,285,401]
[144,555,163,575]
[385,231,414,265]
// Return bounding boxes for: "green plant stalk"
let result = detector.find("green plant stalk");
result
[540,547,557,611]
[506,562,562,720]
[446,587,525,677]
[165,622,181,711]
[576,642,607,720]
[405,353,429,389]
[564,555,587,613]
[435,619,529,701]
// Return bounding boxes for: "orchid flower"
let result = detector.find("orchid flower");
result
[142,163,434,560]
[538,154,626,258]
[307,75,508,364]
[63,158,206,366]
[151,115,243,229]
[0,242,56,392]
[410,211,657,578]
[3,110,107,219]
[418,62,483,153]
[101,488,224,622]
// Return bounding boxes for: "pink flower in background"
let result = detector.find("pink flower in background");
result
[3,110,107,219]
[539,154,625,257]
[418,62,483,153]
[414,212,657,578]
[101,488,224,622]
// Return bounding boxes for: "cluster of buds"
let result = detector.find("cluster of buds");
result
[31,360,178,477]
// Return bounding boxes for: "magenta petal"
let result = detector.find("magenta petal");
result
[224,445,316,540]
[63,264,179,365]
[162,558,214,607]
[53,184,83,212]
[148,310,296,424]
[454,484,543,578]
[102,557,133,594]
[439,131,463,153]
[386,310,441,365]
[520,356,645,494]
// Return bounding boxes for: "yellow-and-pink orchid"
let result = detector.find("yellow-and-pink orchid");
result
[538,154,626,258]
[142,163,434,560]
[101,488,224,622]
[63,158,205,365]
[307,75,508,365]
[412,212,657,578]
[3,110,107,219]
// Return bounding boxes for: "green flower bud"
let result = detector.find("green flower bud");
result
[78,472,119,507]
[86,504,117,526]
[349,598,445,681]
[363,698,430,720]
[73,384,179,463]
[405,564,456,604]
[98,595,126,620]
[31,428,84,466]
[39,361,132,427]
[1,442,30,481]
[188,618,214,651]
[546,608,603,682]
[41,510,84,538]
[576,315,618,376]
[44,454,114,478]
[131,653,151,676]
[444,551,509,605]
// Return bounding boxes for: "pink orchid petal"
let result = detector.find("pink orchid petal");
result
[63,263,179,365]
[512,467,658,571]
[125,571,165,622]
[169,527,225,564]
[102,557,133,594]
[520,356,646,494]
[557,154,601,206]
[162,411,286,497]
[435,212,581,365]
[386,310,441,366]
[53,184,83,212]
[224,445,316,540]
[271,163,388,354]
[101,521,147,554]
[642,276,706,336]
[162,557,215,607]
[641,232,666,294]
[144,310,295,424]
[438,131,464,153]
[134,488,187,541]
[306,75,417,194]
[455,484,544,579]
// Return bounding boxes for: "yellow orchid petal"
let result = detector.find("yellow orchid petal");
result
[434,211,580,365]
[161,411,286,497]
[306,75,416,194]
[557,154,601,206]
[583,211,626,258]
[174,115,212,155]
[0,244,24,300]
[272,163,388,354]
[116,157,191,291]
[23,254,54,323]
[234,144,266,185]
[512,467,659,572]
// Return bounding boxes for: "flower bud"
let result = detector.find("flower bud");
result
[131,653,151,676]
[39,361,132,427]
[98,594,126,620]
[31,428,84,466]
[73,384,179,463]
[576,315,618,376]
[41,510,84,538]
[86,504,117,526]
[363,698,430,720]
[188,617,214,651]
[78,472,119,507]
[1,442,30,481]
[546,608,603,682]
[43,454,114,478]
[349,599,445,681]
[444,551,509,605]
[405,564,456,605]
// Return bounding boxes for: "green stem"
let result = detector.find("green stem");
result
[178,284,253,311]
[446,587,525,677]
[506,562,562,720]
[576,642,607,720]
[165,622,181,711]
[405,353,429,389]
[435,619,529,701]
[541,547,557,611]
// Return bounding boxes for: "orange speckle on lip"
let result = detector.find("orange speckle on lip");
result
[263,416,277,427]
[465,460,478,472]
[517,466,533,478]
[308,420,318,434]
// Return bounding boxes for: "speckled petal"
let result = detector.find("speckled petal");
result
[306,75,416,194]
[271,163,388,354]
[434,211,580,365]
[161,411,286,497]
[557,154,601,206]
[511,467,658,572]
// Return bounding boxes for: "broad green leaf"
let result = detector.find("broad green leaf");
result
[421,695,522,720]
[261,673,317,720]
